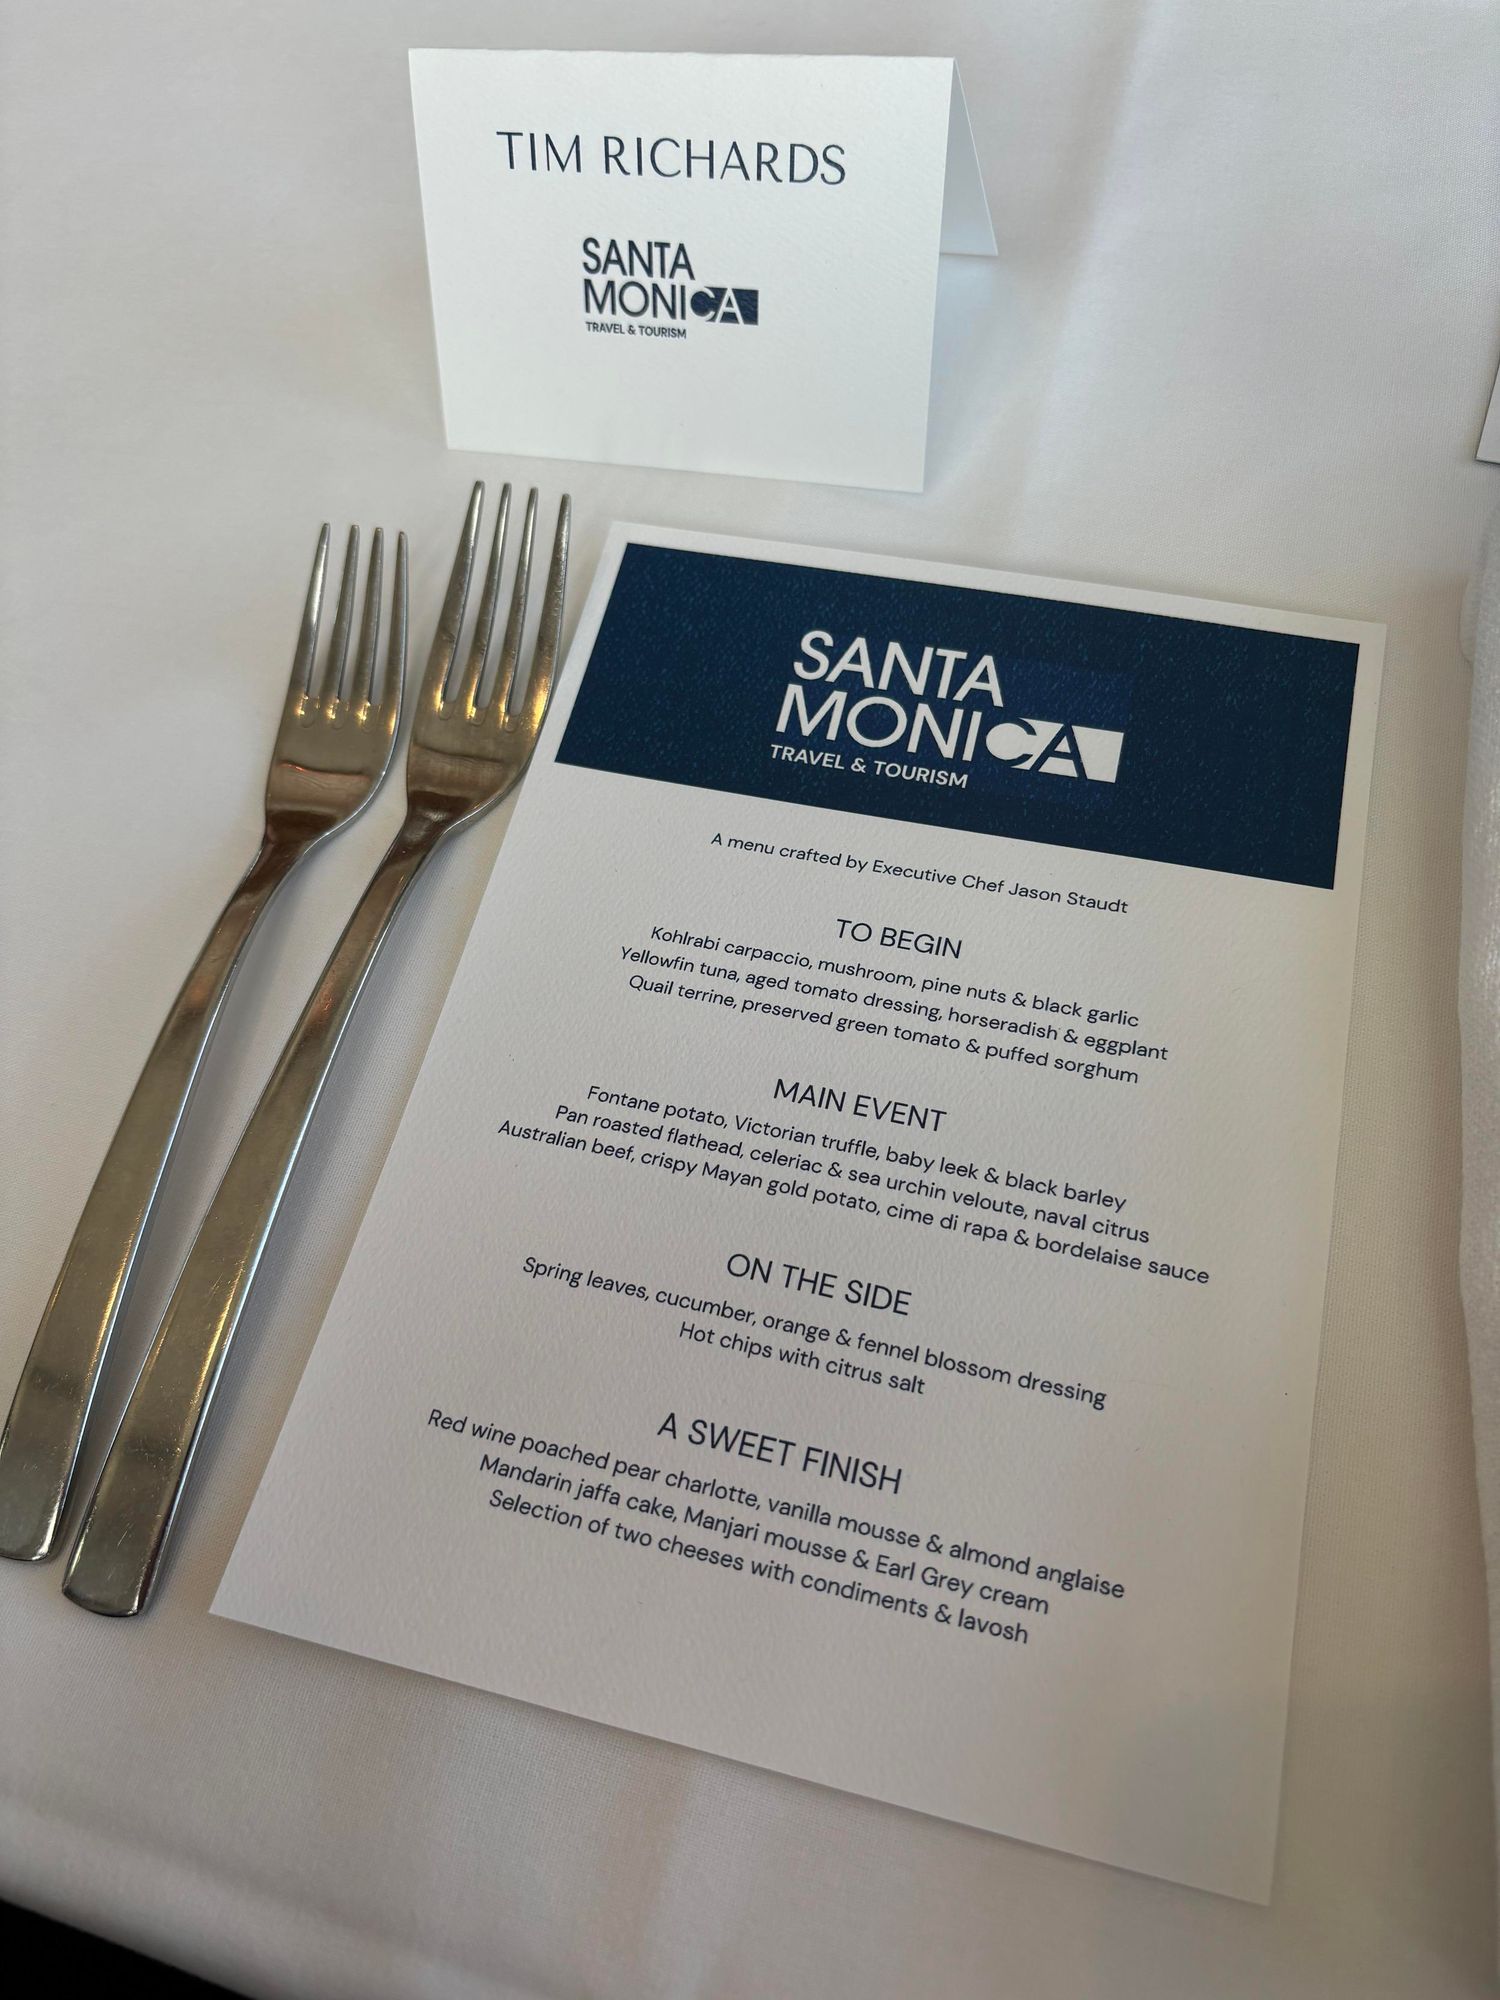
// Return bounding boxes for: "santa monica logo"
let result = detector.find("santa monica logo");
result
[772,630,1126,789]
[581,238,758,327]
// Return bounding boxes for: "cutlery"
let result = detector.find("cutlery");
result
[64,481,569,1616]
[0,525,406,1563]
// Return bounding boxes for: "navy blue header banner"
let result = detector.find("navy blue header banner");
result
[556,545,1360,889]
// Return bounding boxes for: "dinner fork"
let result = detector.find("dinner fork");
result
[64,481,569,1616]
[0,526,407,1564]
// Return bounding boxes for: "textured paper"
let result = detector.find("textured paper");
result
[217,528,1383,1900]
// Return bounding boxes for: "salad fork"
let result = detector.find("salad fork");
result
[65,481,569,1616]
[0,526,407,1564]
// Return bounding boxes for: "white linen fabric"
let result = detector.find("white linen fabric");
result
[1,3,1497,1996]
[1463,501,1500,1975]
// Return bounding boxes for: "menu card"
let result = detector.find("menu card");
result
[216,528,1383,1900]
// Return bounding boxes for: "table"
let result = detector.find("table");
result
[2,3,1497,1994]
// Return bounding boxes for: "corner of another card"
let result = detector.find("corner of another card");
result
[1477,353,1500,462]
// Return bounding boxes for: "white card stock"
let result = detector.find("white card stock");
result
[217,528,1383,1900]
[408,51,996,489]
[1478,353,1500,463]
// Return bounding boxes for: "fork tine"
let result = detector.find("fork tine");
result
[516,496,571,738]
[288,525,331,701]
[423,482,485,712]
[319,526,360,705]
[348,528,383,717]
[455,485,511,718]
[379,531,408,734]
[493,489,538,719]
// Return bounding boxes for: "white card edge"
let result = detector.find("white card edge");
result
[940,65,998,258]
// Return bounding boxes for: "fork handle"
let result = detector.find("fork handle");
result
[63,813,442,1616]
[0,834,304,1563]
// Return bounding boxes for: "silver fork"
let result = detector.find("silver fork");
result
[0,526,407,1564]
[64,481,570,1616]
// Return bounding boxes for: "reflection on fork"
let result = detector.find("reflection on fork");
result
[0,523,406,1564]
[64,482,569,1617]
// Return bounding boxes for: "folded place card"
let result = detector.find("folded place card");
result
[408,51,996,490]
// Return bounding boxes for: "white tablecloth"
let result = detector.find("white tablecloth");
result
[2,4,1497,1995]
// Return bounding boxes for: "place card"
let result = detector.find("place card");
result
[216,528,1383,1900]
[408,51,995,489]
[1478,352,1500,462]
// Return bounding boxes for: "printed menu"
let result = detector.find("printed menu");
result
[215,528,1383,1899]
